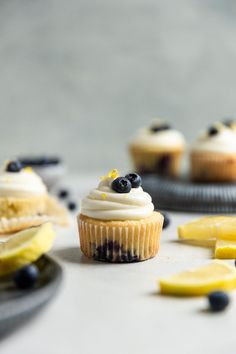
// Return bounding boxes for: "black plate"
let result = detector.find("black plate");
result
[0,255,62,337]
[142,175,236,213]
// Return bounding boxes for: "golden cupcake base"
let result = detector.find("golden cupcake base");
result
[78,212,164,262]
[129,145,183,177]
[191,152,236,182]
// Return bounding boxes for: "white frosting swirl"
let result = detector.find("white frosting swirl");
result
[192,126,236,154]
[130,126,185,150]
[0,170,47,198]
[80,176,154,220]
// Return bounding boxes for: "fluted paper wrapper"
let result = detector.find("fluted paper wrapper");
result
[129,145,183,177]
[78,212,163,262]
[191,152,236,182]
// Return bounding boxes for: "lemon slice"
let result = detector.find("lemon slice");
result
[215,239,236,259]
[178,216,232,246]
[159,261,236,296]
[0,222,55,275]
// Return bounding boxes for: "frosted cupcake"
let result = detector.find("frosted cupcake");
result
[190,124,236,182]
[0,160,68,233]
[19,156,66,189]
[78,170,163,262]
[129,119,185,177]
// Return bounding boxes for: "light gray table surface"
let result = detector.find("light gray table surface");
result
[1,174,236,354]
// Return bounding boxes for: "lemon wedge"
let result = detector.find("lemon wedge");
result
[0,223,55,276]
[178,216,233,246]
[215,239,236,259]
[159,261,236,296]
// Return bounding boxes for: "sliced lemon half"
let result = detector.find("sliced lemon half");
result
[178,216,233,246]
[0,222,55,276]
[159,261,236,296]
[215,239,236,259]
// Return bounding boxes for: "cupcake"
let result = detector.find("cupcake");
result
[18,156,66,189]
[0,160,68,234]
[190,124,236,182]
[129,119,185,177]
[78,170,164,262]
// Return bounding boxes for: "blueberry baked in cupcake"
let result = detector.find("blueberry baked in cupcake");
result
[129,119,186,177]
[19,156,66,189]
[0,160,68,233]
[190,123,236,182]
[78,170,164,262]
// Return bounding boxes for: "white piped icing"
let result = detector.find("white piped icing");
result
[192,125,236,154]
[80,172,154,220]
[130,121,185,149]
[0,170,47,198]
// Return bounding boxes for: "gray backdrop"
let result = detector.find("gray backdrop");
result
[0,0,236,172]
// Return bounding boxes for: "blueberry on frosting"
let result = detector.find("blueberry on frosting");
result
[150,123,171,133]
[208,126,218,137]
[125,173,142,188]
[222,118,234,128]
[6,160,23,173]
[111,177,132,194]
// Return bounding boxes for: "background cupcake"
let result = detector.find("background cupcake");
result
[78,170,163,262]
[129,119,186,177]
[190,123,236,182]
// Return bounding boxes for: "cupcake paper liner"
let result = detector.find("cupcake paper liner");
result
[0,196,69,234]
[78,212,163,262]
[191,152,236,182]
[129,145,183,177]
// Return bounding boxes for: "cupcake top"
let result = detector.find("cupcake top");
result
[0,161,47,198]
[80,170,154,220]
[192,124,236,154]
[130,119,185,150]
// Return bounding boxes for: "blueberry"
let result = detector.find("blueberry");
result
[67,201,77,211]
[162,212,170,229]
[150,124,171,133]
[208,291,230,312]
[14,264,39,289]
[208,126,218,136]
[111,177,132,194]
[125,173,142,188]
[58,189,69,199]
[223,118,234,128]
[6,160,23,173]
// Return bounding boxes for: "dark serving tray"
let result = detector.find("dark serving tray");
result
[142,175,236,213]
[0,255,62,337]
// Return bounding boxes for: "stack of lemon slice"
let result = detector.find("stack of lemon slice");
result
[178,216,236,259]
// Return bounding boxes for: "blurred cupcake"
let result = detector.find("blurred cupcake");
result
[78,169,163,262]
[0,161,48,218]
[0,160,68,234]
[129,119,186,177]
[190,123,236,182]
[19,156,66,189]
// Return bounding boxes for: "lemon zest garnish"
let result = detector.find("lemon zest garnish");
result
[100,169,119,181]
[24,166,33,173]
[101,193,107,200]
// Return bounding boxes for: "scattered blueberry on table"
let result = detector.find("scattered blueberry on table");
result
[111,177,132,193]
[162,212,171,229]
[58,189,69,199]
[67,201,77,211]
[125,173,142,188]
[6,160,23,173]
[208,291,230,312]
[14,264,39,289]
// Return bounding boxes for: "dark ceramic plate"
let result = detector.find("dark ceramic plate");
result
[0,255,62,337]
[142,175,236,213]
